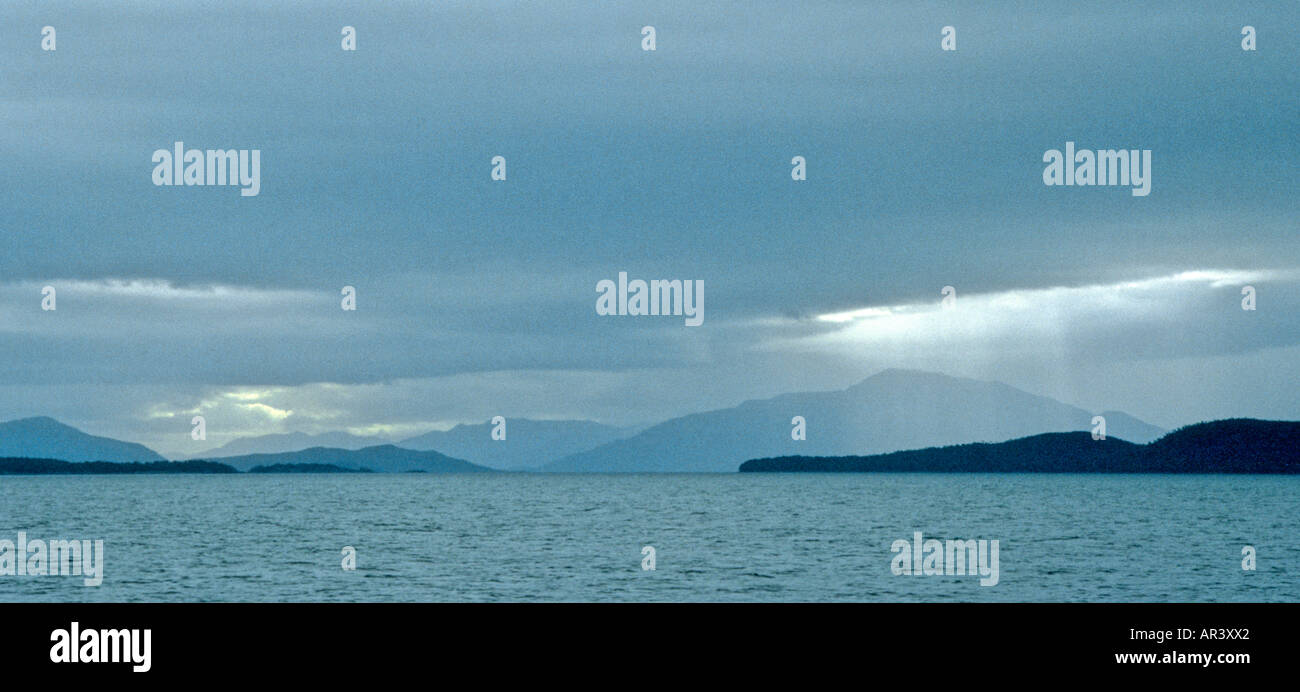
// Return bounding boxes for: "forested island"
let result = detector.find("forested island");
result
[0,458,237,474]
[740,420,1300,474]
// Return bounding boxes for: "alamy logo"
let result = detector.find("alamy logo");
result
[891,532,999,586]
[0,532,104,586]
[596,272,703,326]
[1092,415,1107,440]
[1241,285,1256,311]
[152,142,261,196]
[50,622,151,672]
[1043,142,1150,196]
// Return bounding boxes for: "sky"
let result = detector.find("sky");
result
[2,1,1297,457]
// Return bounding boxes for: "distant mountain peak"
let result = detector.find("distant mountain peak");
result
[183,430,391,459]
[851,368,996,389]
[0,416,165,463]
[8,415,66,427]
[545,369,1165,472]
[865,367,937,379]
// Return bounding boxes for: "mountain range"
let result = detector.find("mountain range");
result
[183,431,390,459]
[199,445,491,473]
[174,419,630,469]
[542,369,1165,472]
[0,370,1172,472]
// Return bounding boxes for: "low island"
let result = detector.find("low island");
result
[739,419,1300,474]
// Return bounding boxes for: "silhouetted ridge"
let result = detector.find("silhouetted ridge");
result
[739,420,1300,473]
[0,457,236,474]
[203,444,493,473]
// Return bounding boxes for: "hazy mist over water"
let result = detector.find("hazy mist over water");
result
[2,473,1294,602]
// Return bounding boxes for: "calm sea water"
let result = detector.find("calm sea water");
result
[0,473,1295,602]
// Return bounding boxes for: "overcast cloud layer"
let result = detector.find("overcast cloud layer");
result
[2,1,1297,455]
